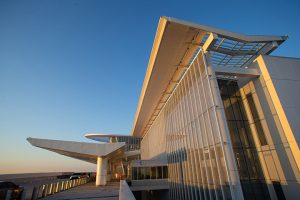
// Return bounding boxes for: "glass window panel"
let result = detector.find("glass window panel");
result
[236,121,250,148]
[145,167,150,179]
[230,97,243,120]
[163,166,168,179]
[157,166,163,179]
[218,79,270,199]
[227,121,242,148]
[255,121,267,146]
[132,167,137,180]
[139,167,145,180]
[246,94,268,146]
[272,181,286,200]
[241,180,255,200]
[247,94,259,120]
[151,167,157,179]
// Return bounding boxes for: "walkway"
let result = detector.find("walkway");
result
[43,181,119,200]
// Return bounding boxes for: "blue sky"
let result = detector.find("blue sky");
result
[0,0,299,174]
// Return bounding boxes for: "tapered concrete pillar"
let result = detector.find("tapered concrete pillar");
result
[96,156,107,186]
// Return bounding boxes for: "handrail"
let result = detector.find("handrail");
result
[4,177,94,200]
[119,180,135,200]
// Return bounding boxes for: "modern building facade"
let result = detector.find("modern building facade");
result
[28,17,300,200]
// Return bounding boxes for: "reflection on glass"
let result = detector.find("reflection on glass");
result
[131,166,168,180]
[163,166,168,179]
[151,167,157,179]
[218,79,270,200]
[246,94,268,146]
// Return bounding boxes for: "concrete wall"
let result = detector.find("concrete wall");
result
[259,55,300,146]
[238,55,300,200]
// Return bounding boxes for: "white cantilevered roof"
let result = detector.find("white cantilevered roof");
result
[132,16,287,137]
[27,137,125,164]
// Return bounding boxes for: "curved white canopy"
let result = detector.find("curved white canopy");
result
[85,133,135,143]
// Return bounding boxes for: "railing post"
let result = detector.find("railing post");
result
[53,183,56,193]
[66,181,70,189]
[20,189,26,200]
[54,182,58,194]
[48,184,51,195]
[66,181,69,189]
[37,185,43,199]
[63,181,66,190]
[54,182,57,193]
[5,190,12,200]
[42,184,47,197]
[49,183,53,195]
[31,187,39,200]
[52,183,56,194]
[56,182,60,192]
[61,181,64,191]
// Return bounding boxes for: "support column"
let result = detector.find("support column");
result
[96,156,107,186]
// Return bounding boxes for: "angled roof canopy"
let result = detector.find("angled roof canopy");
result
[132,16,287,137]
[27,137,125,164]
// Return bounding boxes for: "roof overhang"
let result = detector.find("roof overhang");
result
[27,137,126,164]
[132,16,287,137]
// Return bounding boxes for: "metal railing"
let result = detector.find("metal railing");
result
[4,177,94,200]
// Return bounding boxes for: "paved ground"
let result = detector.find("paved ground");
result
[43,181,120,200]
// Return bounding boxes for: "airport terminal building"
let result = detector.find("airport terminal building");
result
[28,17,300,200]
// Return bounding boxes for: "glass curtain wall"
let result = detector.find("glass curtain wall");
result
[132,166,168,180]
[114,136,141,151]
[141,50,241,200]
[218,79,270,200]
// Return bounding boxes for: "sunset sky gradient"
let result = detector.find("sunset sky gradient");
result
[0,0,299,174]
